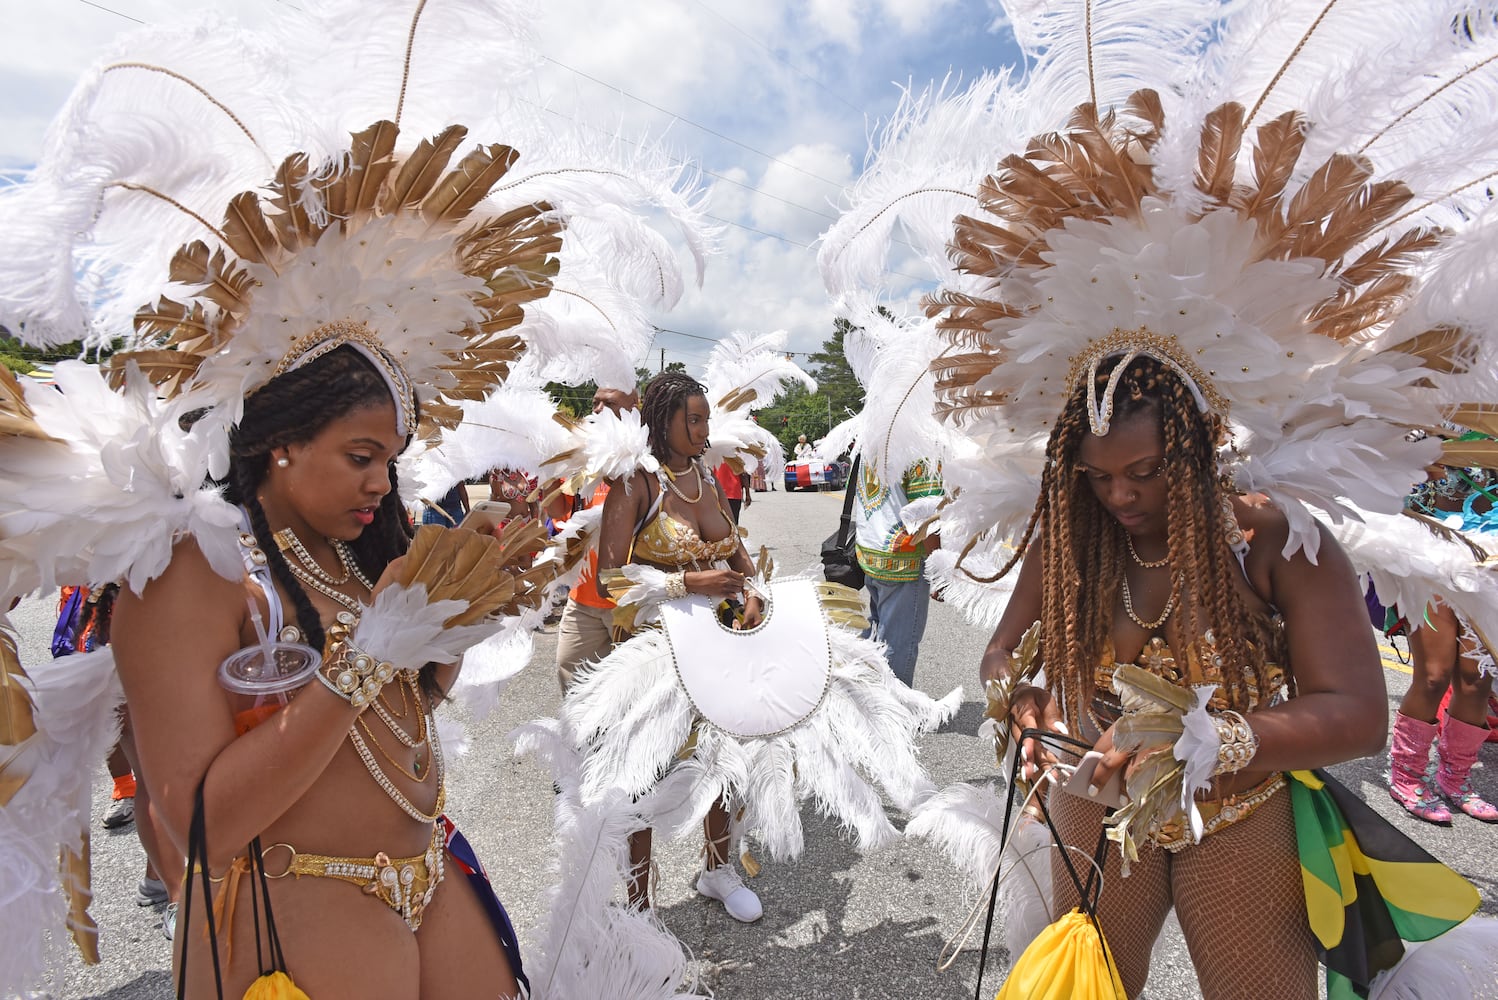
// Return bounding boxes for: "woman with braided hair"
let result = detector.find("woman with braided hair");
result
[112,346,526,998]
[594,370,767,921]
[979,354,1386,998]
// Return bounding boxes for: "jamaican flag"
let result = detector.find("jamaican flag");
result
[1289,769,1480,999]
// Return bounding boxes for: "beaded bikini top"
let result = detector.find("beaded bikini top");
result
[632,510,740,566]
[1093,629,1287,732]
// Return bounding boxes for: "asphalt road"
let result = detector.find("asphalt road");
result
[8,485,1496,999]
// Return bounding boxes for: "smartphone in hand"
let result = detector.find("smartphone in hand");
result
[457,499,511,534]
[1061,750,1129,809]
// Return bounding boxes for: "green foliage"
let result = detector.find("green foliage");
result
[546,380,598,418]
[0,330,117,364]
[752,315,874,456]
[0,353,36,375]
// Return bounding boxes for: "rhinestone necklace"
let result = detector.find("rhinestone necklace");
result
[370,673,425,749]
[1126,534,1169,569]
[1122,572,1182,630]
[662,460,705,504]
[348,701,446,823]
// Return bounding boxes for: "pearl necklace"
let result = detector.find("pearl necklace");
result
[284,561,366,617]
[1126,534,1169,569]
[1122,572,1182,630]
[275,527,352,585]
[662,461,705,504]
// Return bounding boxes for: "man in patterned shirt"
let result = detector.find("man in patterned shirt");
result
[852,460,942,686]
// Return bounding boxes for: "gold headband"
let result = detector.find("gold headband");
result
[269,320,418,437]
[1066,328,1228,435]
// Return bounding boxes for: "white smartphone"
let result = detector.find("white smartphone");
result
[457,499,511,532]
[1061,750,1129,809]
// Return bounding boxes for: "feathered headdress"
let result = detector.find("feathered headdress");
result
[0,2,715,991]
[821,0,1498,561]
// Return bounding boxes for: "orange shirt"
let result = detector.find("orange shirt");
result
[566,483,615,608]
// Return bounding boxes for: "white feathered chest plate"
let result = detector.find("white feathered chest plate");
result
[658,579,832,738]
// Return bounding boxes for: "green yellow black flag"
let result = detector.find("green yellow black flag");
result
[1289,769,1480,999]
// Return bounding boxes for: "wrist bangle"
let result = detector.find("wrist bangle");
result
[318,636,395,711]
[664,572,688,601]
[1212,710,1259,775]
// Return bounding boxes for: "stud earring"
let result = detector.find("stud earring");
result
[276,457,290,468]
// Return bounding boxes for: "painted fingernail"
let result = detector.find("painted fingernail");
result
[1087,784,1099,797]
[1052,721,1069,734]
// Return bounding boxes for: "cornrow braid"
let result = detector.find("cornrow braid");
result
[640,371,707,463]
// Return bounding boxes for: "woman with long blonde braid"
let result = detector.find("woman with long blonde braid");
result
[980,355,1385,999]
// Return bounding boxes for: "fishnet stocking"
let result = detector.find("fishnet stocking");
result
[1046,786,1316,999]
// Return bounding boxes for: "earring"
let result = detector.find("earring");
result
[276,456,290,468]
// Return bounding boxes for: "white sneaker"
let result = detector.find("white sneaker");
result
[695,864,762,923]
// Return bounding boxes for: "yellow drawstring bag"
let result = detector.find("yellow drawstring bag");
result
[242,971,311,1000]
[995,907,1127,1000]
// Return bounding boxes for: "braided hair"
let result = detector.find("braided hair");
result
[640,371,708,464]
[1004,354,1282,721]
[221,345,414,655]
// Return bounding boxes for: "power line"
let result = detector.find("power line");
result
[539,54,847,191]
[690,0,865,116]
[77,0,142,23]
[521,97,837,224]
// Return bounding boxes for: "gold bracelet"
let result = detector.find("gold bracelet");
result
[1212,710,1259,775]
[318,635,395,711]
[664,572,688,601]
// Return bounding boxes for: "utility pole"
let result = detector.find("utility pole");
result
[827,395,832,437]
[659,347,665,374]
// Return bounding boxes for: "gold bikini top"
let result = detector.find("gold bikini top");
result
[1094,631,1286,718]
[632,506,739,567]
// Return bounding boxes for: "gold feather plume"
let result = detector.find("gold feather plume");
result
[123,120,564,434]
[929,90,1461,409]
[395,522,552,627]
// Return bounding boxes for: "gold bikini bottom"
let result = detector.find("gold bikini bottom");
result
[214,823,445,944]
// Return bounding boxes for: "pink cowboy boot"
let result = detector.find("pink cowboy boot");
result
[1389,712,1451,824]
[1435,716,1498,822]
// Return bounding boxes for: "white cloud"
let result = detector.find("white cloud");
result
[752,142,853,243]
[2,0,1024,377]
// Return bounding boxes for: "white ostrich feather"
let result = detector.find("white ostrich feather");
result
[907,779,1058,960]
[1368,915,1498,1000]
[1332,509,1498,657]
[447,607,544,722]
[539,407,657,491]
[510,720,708,1000]
[698,330,816,473]
[0,642,122,996]
[819,73,1020,298]
[557,579,958,862]
[0,362,241,601]
[402,379,572,505]
[351,584,494,668]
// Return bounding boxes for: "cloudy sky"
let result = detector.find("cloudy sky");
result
[1,0,1022,373]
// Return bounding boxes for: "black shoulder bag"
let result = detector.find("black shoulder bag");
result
[820,455,865,590]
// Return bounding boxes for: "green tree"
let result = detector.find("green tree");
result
[805,317,866,424]
[546,380,597,418]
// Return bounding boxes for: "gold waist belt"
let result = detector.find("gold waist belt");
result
[261,822,446,932]
[1150,772,1286,852]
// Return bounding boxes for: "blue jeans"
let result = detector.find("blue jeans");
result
[863,572,930,687]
